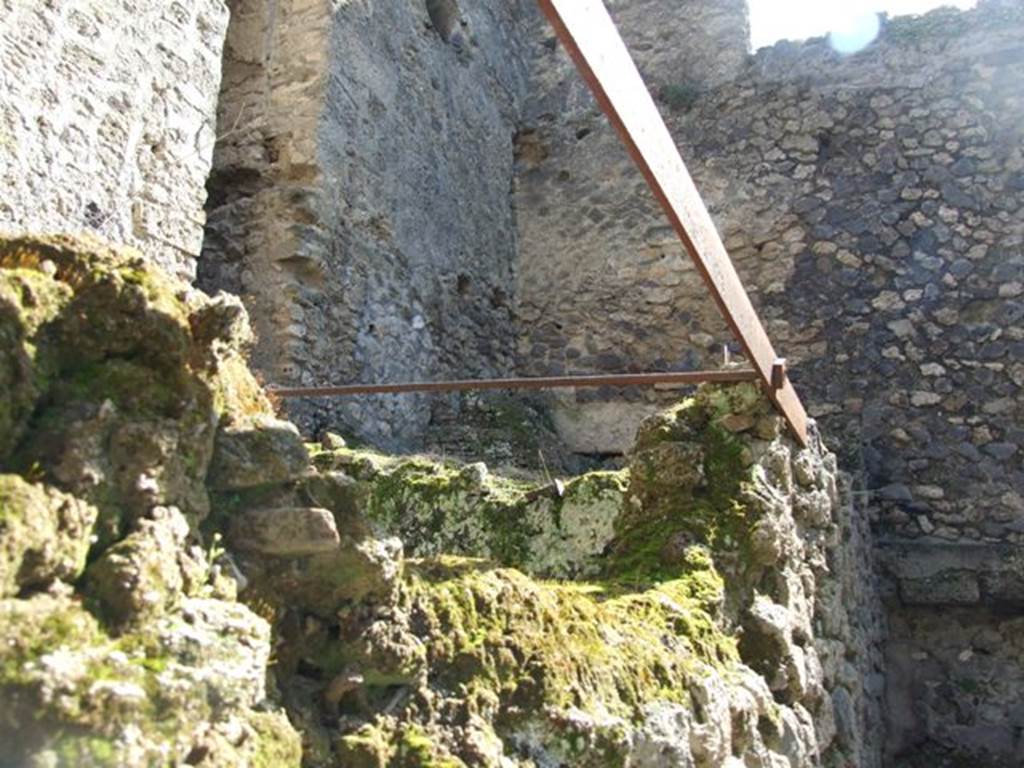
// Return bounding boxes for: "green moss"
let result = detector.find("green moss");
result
[248,711,303,767]
[55,359,189,418]
[327,548,735,763]
[0,269,71,463]
[0,236,302,763]
[0,593,277,761]
[699,382,763,422]
[396,725,465,767]
[403,554,735,721]
[210,354,274,423]
[609,426,750,585]
[0,236,799,768]
[48,733,119,766]
[0,474,97,597]
[0,596,106,684]
[358,454,537,565]
[315,388,767,766]
[326,447,630,579]
[337,722,397,767]
[337,721,466,768]
[661,81,702,113]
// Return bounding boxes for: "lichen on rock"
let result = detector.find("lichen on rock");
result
[322,444,630,579]
[0,233,871,767]
[0,474,97,597]
[0,234,275,542]
[0,234,299,766]
[0,591,295,766]
[244,381,859,767]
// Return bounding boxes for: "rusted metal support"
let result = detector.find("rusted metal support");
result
[535,0,809,446]
[771,358,787,391]
[270,369,759,399]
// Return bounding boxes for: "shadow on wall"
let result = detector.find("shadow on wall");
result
[426,0,461,42]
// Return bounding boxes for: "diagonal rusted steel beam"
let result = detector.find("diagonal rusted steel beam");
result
[536,0,808,446]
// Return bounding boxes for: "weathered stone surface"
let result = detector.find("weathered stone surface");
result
[0,269,70,460]
[84,506,190,625]
[549,396,663,455]
[236,535,404,620]
[0,238,300,765]
[208,416,310,490]
[0,0,229,279]
[0,235,276,540]
[286,385,885,767]
[423,391,585,474]
[228,507,340,556]
[201,0,534,447]
[878,540,1024,607]
[14,0,1024,760]
[0,586,297,766]
[0,475,98,597]
[0,235,886,767]
[334,445,629,579]
[885,605,1024,768]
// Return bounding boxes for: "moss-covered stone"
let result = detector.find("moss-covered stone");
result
[316,446,629,579]
[408,552,734,712]
[0,592,298,766]
[0,235,851,767]
[246,710,305,767]
[0,268,71,462]
[337,720,467,767]
[83,508,189,626]
[0,234,274,537]
[0,475,98,597]
[0,235,300,766]
[608,391,759,588]
[316,550,736,765]
[286,385,844,766]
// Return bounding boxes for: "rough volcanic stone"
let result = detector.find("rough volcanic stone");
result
[208,416,310,490]
[228,507,341,556]
[0,475,98,597]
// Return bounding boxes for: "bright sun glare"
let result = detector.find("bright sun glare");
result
[749,0,979,52]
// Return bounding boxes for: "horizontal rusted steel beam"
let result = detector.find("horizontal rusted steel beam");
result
[270,369,759,398]
[536,0,809,446]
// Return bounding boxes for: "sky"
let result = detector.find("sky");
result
[748,0,979,50]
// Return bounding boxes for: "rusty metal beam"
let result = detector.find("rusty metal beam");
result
[535,0,808,446]
[270,368,759,398]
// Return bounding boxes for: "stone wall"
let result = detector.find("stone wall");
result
[885,606,1024,765]
[879,539,1024,764]
[226,383,885,767]
[515,0,1024,545]
[0,0,228,280]
[513,0,754,453]
[513,0,1024,762]
[0,234,886,765]
[201,0,535,447]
